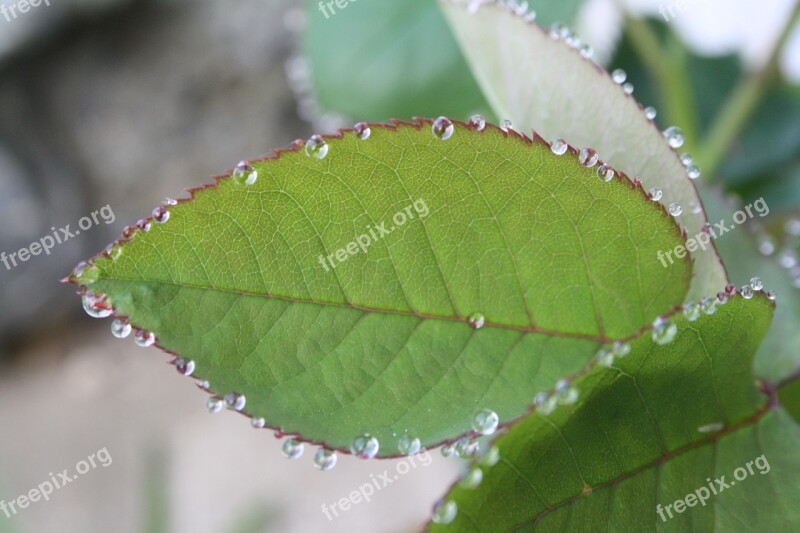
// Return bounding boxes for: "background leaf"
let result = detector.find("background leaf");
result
[302,0,491,122]
[428,296,798,531]
[71,120,690,457]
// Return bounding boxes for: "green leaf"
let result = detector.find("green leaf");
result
[303,0,491,122]
[428,296,796,531]
[439,1,728,300]
[70,120,690,457]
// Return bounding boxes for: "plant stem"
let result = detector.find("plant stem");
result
[696,1,800,179]
[623,15,699,154]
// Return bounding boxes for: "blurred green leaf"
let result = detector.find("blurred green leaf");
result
[302,0,491,122]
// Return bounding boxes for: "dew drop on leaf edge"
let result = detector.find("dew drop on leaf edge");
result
[313,448,337,470]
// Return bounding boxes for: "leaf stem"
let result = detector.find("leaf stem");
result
[695,1,800,179]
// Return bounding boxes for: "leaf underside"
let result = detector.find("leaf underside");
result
[72,119,691,456]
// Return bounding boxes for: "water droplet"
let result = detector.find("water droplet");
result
[613,341,631,358]
[701,296,717,315]
[597,165,615,182]
[541,395,558,415]
[111,319,131,339]
[468,114,486,131]
[478,446,500,467]
[697,422,724,433]
[440,444,456,458]
[680,154,693,166]
[596,348,615,368]
[467,313,486,329]
[106,245,122,261]
[750,277,763,291]
[555,380,579,405]
[205,396,224,414]
[758,236,775,256]
[224,392,246,411]
[500,119,513,132]
[175,358,195,376]
[282,438,304,460]
[579,44,593,59]
[767,290,777,301]
[350,434,380,459]
[72,261,100,285]
[305,134,329,159]
[550,138,568,155]
[622,82,634,95]
[251,416,266,428]
[785,218,800,236]
[137,219,151,232]
[82,292,112,319]
[134,330,156,348]
[740,285,754,299]
[232,160,258,186]
[611,69,627,84]
[533,392,549,408]
[152,206,170,224]
[472,409,499,436]
[579,148,599,167]
[716,292,729,305]
[725,283,738,296]
[779,250,798,269]
[651,317,677,345]
[549,22,567,40]
[663,126,685,148]
[459,467,483,489]
[353,122,371,140]
[683,301,701,322]
[313,448,337,470]
[195,379,210,390]
[432,500,458,525]
[644,106,657,120]
[398,435,421,456]
[649,187,663,201]
[669,202,683,217]
[432,117,454,140]
[454,437,479,459]
[687,165,701,180]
